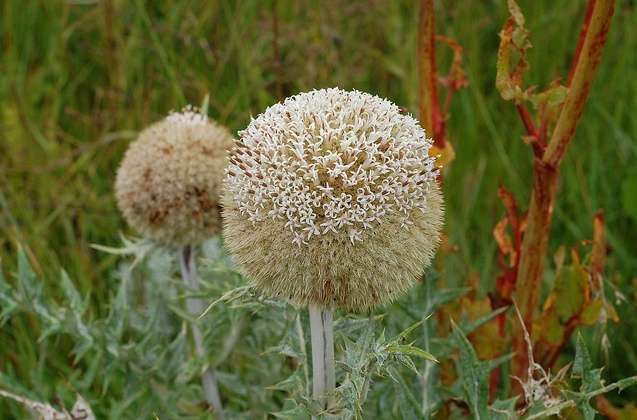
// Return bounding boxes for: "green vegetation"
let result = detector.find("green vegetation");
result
[1,0,636,418]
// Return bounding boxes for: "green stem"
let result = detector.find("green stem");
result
[421,279,434,419]
[180,245,225,419]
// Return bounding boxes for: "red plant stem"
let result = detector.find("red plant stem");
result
[538,117,549,145]
[543,0,614,168]
[516,104,538,138]
[510,0,615,388]
[568,0,597,85]
[418,0,443,145]
[516,104,543,156]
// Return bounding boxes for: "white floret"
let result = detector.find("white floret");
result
[225,88,439,246]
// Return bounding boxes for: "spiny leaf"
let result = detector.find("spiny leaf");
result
[463,306,509,335]
[199,285,253,318]
[573,334,596,387]
[267,372,305,393]
[17,246,40,300]
[271,403,310,419]
[489,396,519,420]
[450,319,490,420]
[485,353,514,373]
[60,269,86,315]
[384,344,438,363]
[395,320,424,342]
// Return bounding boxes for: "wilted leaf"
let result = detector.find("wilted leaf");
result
[553,246,566,272]
[604,301,620,323]
[537,311,564,346]
[493,218,514,260]
[0,388,94,420]
[69,394,96,420]
[530,84,569,108]
[580,300,603,325]
[497,0,567,115]
[463,300,508,360]
[553,265,588,322]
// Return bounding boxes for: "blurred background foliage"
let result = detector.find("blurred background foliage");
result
[1,0,636,418]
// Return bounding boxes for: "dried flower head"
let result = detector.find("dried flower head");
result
[116,107,234,245]
[223,88,444,311]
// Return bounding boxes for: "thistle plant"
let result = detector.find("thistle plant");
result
[222,88,444,410]
[115,107,233,417]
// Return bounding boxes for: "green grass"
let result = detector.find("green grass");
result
[1,0,636,417]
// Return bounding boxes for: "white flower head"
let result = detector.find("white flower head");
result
[225,88,439,246]
[115,107,234,245]
[222,89,444,311]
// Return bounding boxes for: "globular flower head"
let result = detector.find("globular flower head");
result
[115,107,234,245]
[223,88,444,311]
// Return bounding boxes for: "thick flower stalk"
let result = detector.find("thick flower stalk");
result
[223,88,444,408]
[115,107,232,417]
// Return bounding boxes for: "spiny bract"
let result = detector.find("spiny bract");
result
[223,88,444,311]
[116,107,234,245]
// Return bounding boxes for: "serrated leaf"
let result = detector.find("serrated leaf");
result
[395,320,424,342]
[267,372,304,393]
[385,344,438,363]
[463,306,509,335]
[387,365,422,414]
[60,270,85,314]
[613,376,637,391]
[573,334,594,383]
[451,319,490,420]
[489,396,519,420]
[17,247,39,299]
[485,353,514,373]
[573,334,601,419]
[271,403,310,419]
